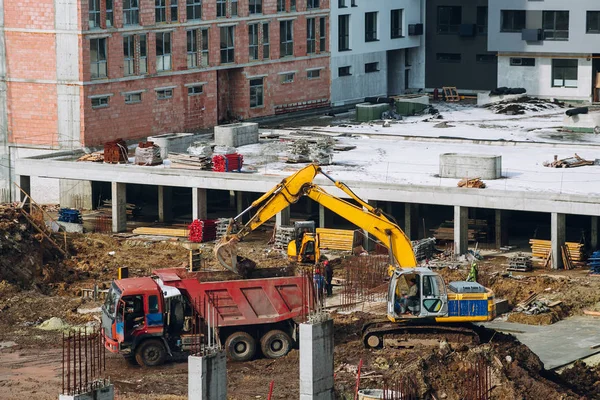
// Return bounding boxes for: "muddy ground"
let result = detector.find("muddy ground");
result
[3,205,600,399]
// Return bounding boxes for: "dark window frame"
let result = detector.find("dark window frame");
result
[475,54,495,64]
[436,53,461,63]
[437,6,461,34]
[220,25,235,64]
[509,57,535,67]
[338,66,351,77]
[365,11,378,42]
[155,0,167,23]
[123,0,139,25]
[551,59,578,88]
[587,11,600,33]
[249,78,264,108]
[501,10,526,33]
[249,23,259,60]
[365,62,379,73]
[187,0,202,21]
[187,29,199,68]
[91,96,109,108]
[543,10,569,41]
[249,0,262,15]
[476,6,487,35]
[307,18,316,54]
[338,14,350,51]
[123,35,135,76]
[391,9,403,39]
[90,38,107,79]
[279,20,294,58]
[156,31,172,71]
[89,0,101,29]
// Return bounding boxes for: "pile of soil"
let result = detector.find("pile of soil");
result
[559,361,600,398]
[484,97,565,115]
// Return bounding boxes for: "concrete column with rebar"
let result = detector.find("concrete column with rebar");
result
[158,186,173,222]
[111,182,126,233]
[188,351,227,400]
[551,212,566,269]
[300,318,334,400]
[192,188,208,221]
[59,384,114,400]
[454,205,468,256]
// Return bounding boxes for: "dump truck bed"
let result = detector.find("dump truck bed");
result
[154,268,311,327]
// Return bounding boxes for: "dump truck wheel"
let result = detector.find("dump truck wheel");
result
[260,330,292,359]
[225,332,256,362]
[135,339,166,367]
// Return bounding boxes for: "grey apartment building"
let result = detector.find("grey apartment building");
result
[425,0,497,91]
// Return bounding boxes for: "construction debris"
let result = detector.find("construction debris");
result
[457,178,486,188]
[216,218,234,239]
[543,154,595,168]
[134,142,163,166]
[274,226,296,250]
[77,152,104,162]
[412,237,436,261]
[286,138,334,165]
[507,253,533,272]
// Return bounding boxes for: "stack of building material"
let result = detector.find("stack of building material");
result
[309,138,334,165]
[457,178,486,188]
[315,228,356,251]
[286,139,311,163]
[274,226,296,250]
[99,200,141,217]
[543,154,595,168]
[188,219,218,243]
[212,153,243,172]
[58,208,82,224]
[132,227,188,237]
[104,139,128,163]
[507,253,533,272]
[77,152,104,162]
[215,218,233,239]
[135,141,163,166]
[431,219,489,243]
[529,239,584,262]
[169,152,213,170]
[412,237,437,261]
[588,251,600,274]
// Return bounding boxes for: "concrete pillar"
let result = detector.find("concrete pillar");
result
[551,212,566,270]
[111,182,127,233]
[592,216,598,250]
[158,186,173,223]
[229,190,235,208]
[188,351,227,400]
[236,191,243,215]
[454,205,468,256]
[300,318,334,400]
[495,210,509,249]
[319,204,325,228]
[404,203,418,240]
[192,188,208,221]
[59,383,114,400]
[276,207,291,227]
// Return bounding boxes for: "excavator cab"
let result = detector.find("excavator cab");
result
[286,221,321,264]
[387,268,448,321]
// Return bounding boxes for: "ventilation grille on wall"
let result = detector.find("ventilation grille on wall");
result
[408,23,423,36]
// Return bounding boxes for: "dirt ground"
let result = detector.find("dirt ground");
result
[3,205,600,399]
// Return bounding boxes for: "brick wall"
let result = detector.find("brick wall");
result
[3,0,55,30]
[5,32,57,81]
[7,83,59,146]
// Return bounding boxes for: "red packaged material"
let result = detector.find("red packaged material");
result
[212,153,244,172]
[188,219,218,243]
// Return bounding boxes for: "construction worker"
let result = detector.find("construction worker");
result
[313,268,325,306]
[467,262,479,283]
[324,260,333,297]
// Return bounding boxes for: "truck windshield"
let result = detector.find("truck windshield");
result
[103,283,122,317]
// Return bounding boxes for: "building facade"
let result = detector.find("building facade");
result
[330,0,425,106]
[425,0,497,91]
[1,0,331,149]
[488,0,600,101]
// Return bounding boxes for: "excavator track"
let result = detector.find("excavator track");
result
[362,320,480,350]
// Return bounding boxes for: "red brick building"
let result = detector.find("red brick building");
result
[3,0,330,147]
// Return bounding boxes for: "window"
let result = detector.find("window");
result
[201,28,209,66]
[220,26,235,63]
[125,92,142,104]
[391,9,403,38]
[290,0,296,12]
[280,72,294,83]
[187,0,202,20]
[552,59,577,88]
[217,0,226,18]
[231,0,238,16]
[365,12,377,41]
[139,34,148,74]
[319,18,326,51]
[263,23,270,59]
[501,10,525,32]
[249,78,264,108]
[437,6,461,34]
[156,32,172,71]
[277,0,285,12]
[510,57,535,67]
[90,38,107,79]
[365,62,379,73]
[351,0,356,6]
[123,0,139,25]
[149,296,159,313]
[436,53,461,63]
[156,89,173,99]
[307,69,320,79]
[543,11,569,41]
[338,66,351,76]
[91,96,109,108]
[106,0,113,27]
[188,85,203,95]
[476,54,495,64]
[307,18,316,54]
[89,0,100,29]
[249,24,259,60]
[171,0,178,21]
[587,11,600,33]
[476,6,487,35]
[338,14,350,51]
[123,36,135,76]
[156,0,167,23]
[307,0,319,10]
[280,20,293,58]
[339,0,346,8]
[187,30,198,68]
[249,0,262,14]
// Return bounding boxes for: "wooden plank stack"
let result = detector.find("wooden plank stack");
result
[316,228,356,251]
[169,152,213,170]
[431,219,489,243]
[212,154,243,172]
[131,227,188,237]
[457,178,486,189]
[529,239,584,262]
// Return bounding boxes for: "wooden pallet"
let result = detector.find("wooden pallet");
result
[443,87,460,102]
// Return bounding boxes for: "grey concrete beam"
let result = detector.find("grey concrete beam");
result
[111,182,127,233]
[276,207,291,227]
[158,186,173,223]
[299,319,334,400]
[404,203,418,240]
[454,205,468,256]
[192,188,207,221]
[188,351,227,400]
[495,210,509,249]
[551,212,566,270]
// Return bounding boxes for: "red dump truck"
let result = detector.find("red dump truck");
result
[102,268,312,366]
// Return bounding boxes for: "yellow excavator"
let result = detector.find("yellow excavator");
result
[215,164,496,348]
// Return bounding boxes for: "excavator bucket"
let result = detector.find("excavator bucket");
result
[214,235,240,274]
